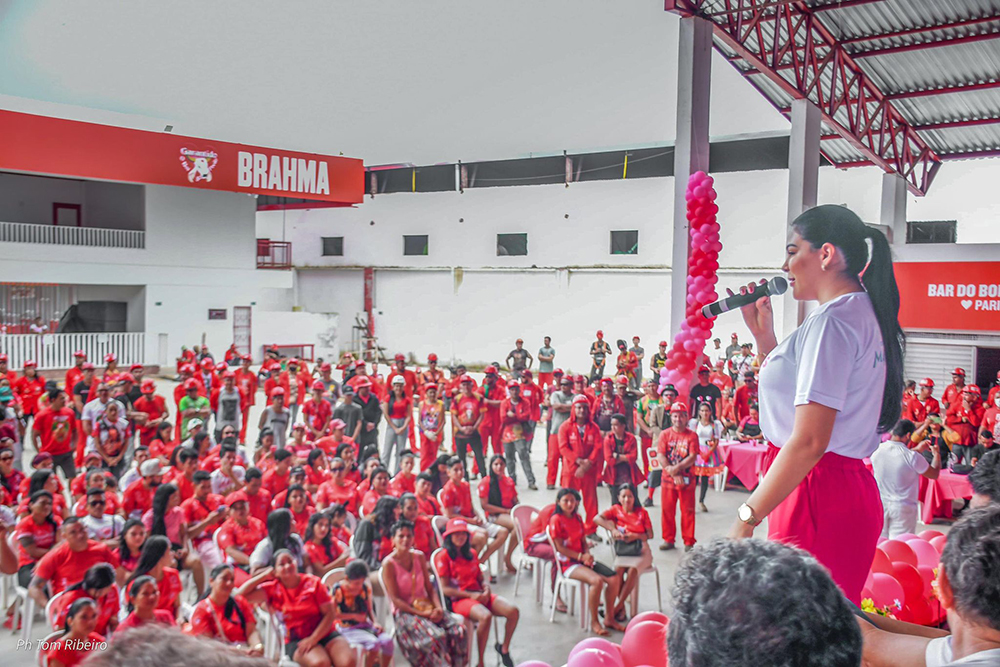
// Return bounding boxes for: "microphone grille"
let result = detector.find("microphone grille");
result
[769,276,789,295]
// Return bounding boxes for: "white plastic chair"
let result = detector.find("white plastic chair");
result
[510,504,546,604]
[430,515,448,547]
[43,590,68,630]
[544,526,588,629]
[429,548,477,663]
[36,629,63,666]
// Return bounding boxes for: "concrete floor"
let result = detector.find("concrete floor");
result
[0,373,952,666]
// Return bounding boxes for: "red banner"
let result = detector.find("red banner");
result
[0,109,363,205]
[895,262,1000,331]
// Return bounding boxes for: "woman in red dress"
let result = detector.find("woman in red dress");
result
[45,597,107,667]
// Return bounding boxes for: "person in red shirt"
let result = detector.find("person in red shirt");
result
[518,370,542,450]
[397,493,436,558]
[708,359,733,394]
[557,396,603,534]
[216,492,267,576]
[733,371,758,423]
[15,490,61,585]
[316,459,360,515]
[133,380,168,448]
[181,473,227,571]
[382,376,414,473]
[982,389,1000,440]
[29,517,119,603]
[547,488,623,636]
[302,512,348,577]
[436,518,520,666]
[44,597,106,667]
[52,562,119,638]
[15,359,45,418]
[594,483,653,624]
[478,454,520,573]
[418,353,446,400]
[388,450,417,497]
[282,484,315,536]
[126,535,183,617]
[904,378,941,423]
[32,388,78,478]
[942,368,968,408]
[64,351,87,397]
[440,457,503,561]
[281,358,311,425]
[614,339,639,385]
[657,401,698,551]
[262,449,294,497]
[360,467,391,516]
[500,381,537,489]
[603,413,645,496]
[186,563,264,655]
[478,368,506,464]
[416,384,446,473]
[239,551,356,666]
[234,355,258,441]
[116,575,176,633]
[573,374,597,407]
[413,472,441,517]
[451,374,486,478]
[303,381,333,441]
[948,385,986,463]
[123,460,165,519]
[988,370,1000,406]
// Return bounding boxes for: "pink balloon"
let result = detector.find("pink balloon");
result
[895,533,920,542]
[517,663,554,667]
[871,547,892,575]
[568,648,623,667]
[877,536,887,545]
[879,540,917,568]
[569,639,624,665]
[870,572,905,612]
[916,564,936,598]
[621,620,668,667]
[906,539,940,569]
[625,611,668,633]
[918,529,944,541]
[929,535,947,555]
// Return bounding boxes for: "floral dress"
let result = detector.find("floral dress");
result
[689,419,725,477]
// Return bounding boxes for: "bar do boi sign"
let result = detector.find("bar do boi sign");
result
[895,262,1000,331]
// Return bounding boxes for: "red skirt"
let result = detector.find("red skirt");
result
[764,444,883,605]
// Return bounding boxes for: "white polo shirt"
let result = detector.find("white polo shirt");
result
[758,291,886,459]
[871,438,929,506]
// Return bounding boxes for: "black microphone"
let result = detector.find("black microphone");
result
[701,276,788,318]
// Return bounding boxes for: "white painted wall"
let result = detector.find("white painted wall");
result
[0,172,144,229]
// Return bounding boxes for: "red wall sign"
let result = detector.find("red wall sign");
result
[895,262,1000,331]
[0,109,363,205]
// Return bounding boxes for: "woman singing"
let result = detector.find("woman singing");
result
[727,205,903,605]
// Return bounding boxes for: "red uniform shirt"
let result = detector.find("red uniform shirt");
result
[982,406,1000,437]
[657,428,699,483]
[260,573,332,641]
[415,493,441,517]
[904,395,941,423]
[155,567,183,612]
[451,393,484,428]
[441,479,474,517]
[360,489,386,516]
[525,503,556,547]
[477,475,518,510]
[549,512,586,558]
[133,395,168,445]
[116,610,175,634]
[316,480,359,514]
[262,467,291,497]
[181,494,225,543]
[946,400,985,445]
[33,406,76,456]
[55,588,119,636]
[519,381,543,421]
[302,398,332,437]
[72,490,120,517]
[34,540,119,594]
[557,419,603,481]
[14,374,45,415]
[243,487,272,524]
[216,517,267,560]
[15,514,62,568]
[122,479,156,519]
[436,549,483,592]
[479,382,506,429]
[188,594,255,644]
[942,383,965,409]
[387,369,419,397]
[412,514,436,556]
[500,397,532,443]
[388,472,416,497]
[164,469,195,502]
[44,632,105,667]
[303,538,345,568]
[600,504,652,536]
[234,369,259,407]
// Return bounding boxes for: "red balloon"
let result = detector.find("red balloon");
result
[871,547,892,574]
[869,573,906,613]
[889,562,924,608]
[918,529,944,541]
[879,540,918,567]
[916,564,936,598]
[929,535,947,555]
[626,611,668,633]
[621,620,668,667]
[904,598,934,626]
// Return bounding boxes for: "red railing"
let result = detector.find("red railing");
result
[256,239,292,269]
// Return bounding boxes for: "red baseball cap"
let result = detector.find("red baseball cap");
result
[953,368,966,376]
[659,341,668,347]
[699,365,712,374]
[572,395,590,406]
[184,379,200,391]
[670,401,689,413]
[354,377,372,388]
[73,350,87,359]
[320,362,332,371]
[104,353,117,363]
[596,330,604,337]
[616,375,628,385]
[428,353,438,362]
[270,387,286,397]
[201,358,214,369]
[601,377,614,385]
[311,380,325,391]
[424,383,439,392]
[141,379,156,392]
[130,364,143,371]
[394,353,405,362]
[330,419,346,431]
[119,373,135,383]
[507,381,521,389]
[443,518,471,539]
[181,363,196,374]
[460,374,474,383]
[288,358,300,366]
[553,368,564,375]
[222,370,236,379]
[484,367,498,375]
[0,354,7,362]
[521,370,533,379]
[226,491,249,506]
[964,385,981,395]
[919,378,935,388]
[24,360,37,368]
[81,362,95,371]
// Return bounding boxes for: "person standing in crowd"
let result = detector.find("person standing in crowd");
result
[545,376,574,490]
[657,401,698,551]
[942,367,967,407]
[947,385,985,464]
[178,380,210,441]
[614,340,638,387]
[258,387,290,451]
[708,359,733,394]
[733,370,757,422]
[689,364,722,419]
[234,357,257,440]
[903,377,940,423]
[537,336,556,390]
[478,367,506,463]
[628,336,645,390]
[333,387,363,443]
[500,381,536,490]
[505,338,532,377]
[134,379,168,448]
[282,358,310,426]
[602,414,644,503]
[451,374,486,478]
[644,383,678,507]
[728,205,903,605]
[871,419,941,538]
[418,353,445,396]
[212,372,244,443]
[517,370,541,454]
[416,383,445,473]
[690,402,725,513]
[383,375,413,474]
[589,331,612,384]
[649,340,668,380]
[557,396,602,535]
[354,377,382,462]
[592,378,623,439]
[32,388,77,479]
[724,332,741,364]
[635,380,661,481]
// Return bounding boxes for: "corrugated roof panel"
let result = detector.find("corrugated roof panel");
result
[855,42,1000,96]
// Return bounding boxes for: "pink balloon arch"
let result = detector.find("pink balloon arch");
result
[658,171,722,398]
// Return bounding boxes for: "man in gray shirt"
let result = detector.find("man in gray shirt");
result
[629,336,645,390]
[545,377,576,489]
[257,387,289,450]
[537,337,556,390]
[332,386,364,442]
[214,372,243,441]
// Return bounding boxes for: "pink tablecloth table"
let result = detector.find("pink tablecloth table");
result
[718,440,769,490]
[919,470,974,524]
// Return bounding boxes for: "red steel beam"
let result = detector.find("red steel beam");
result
[665,0,941,195]
[885,79,1000,100]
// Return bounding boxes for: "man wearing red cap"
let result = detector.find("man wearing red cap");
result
[224,343,241,367]
[212,372,246,442]
[65,351,87,397]
[478,367,506,465]
[0,354,15,386]
[173,364,202,440]
[656,401,698,551]
[615,339,639,386]
[418,354,445,400]
[301,380,332,441]
[982,381,1000,440]
[537,336,556,390]
[417,383,446,472]
[452,374,486,477]
[903,378,940,423]
[279,358,310,425]
[198,357,219,395]
[558,395,603,533]
[943,368,967,409]
[179,379,211,440]
[650,341,668,378]
[988,370,1000,406]
[234,355,258,441]
[947,385,985,464]
[589,331,612,384]
[501,381,537,489]
[506,339,533,376]
[545,375,574,489]
[708,359,733,394]
[518,370,542,452]
[15,360,45,420]
[32,388,77,479]
[629,336,645,390]
[690,365,723,419]
[133,380,168,447]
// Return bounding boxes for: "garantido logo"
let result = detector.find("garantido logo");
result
[927,282,1000,311]
[179,148,219,183]
[237,151,331,196]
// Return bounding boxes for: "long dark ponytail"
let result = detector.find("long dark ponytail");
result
[793,205,904,433]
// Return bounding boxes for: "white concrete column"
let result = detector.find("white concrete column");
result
[670,16,712,340]
[784,98,821,331]
[880,172,908,244]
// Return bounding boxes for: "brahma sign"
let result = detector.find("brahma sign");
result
[895,262,1000,331]
[0,109,363,205]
